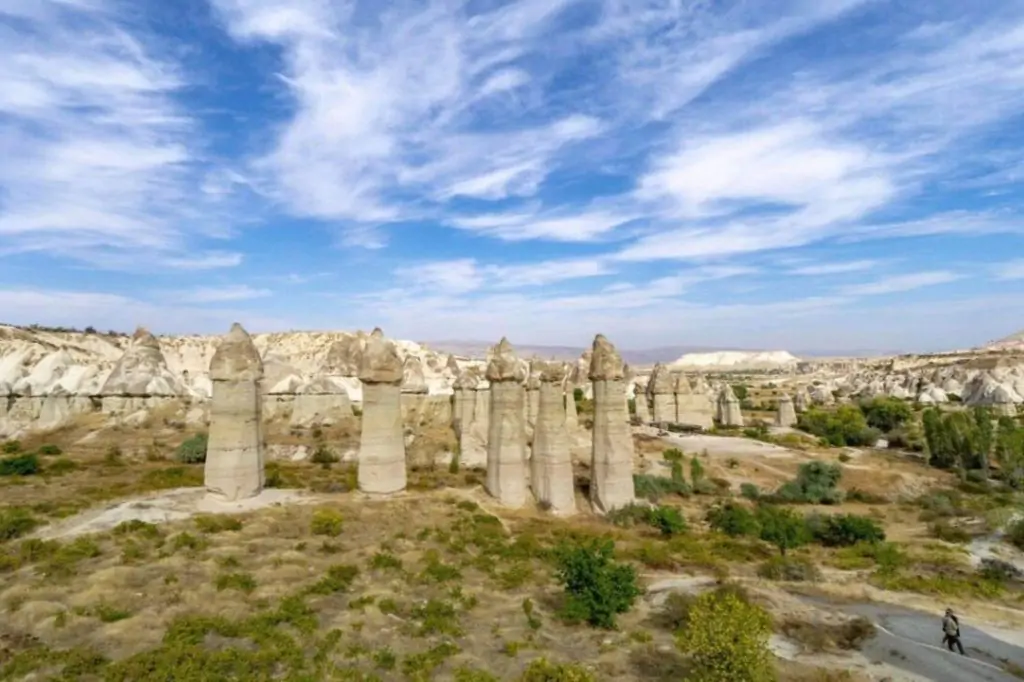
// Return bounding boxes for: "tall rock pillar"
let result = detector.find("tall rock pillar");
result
[718,385,744,427]
[776,394,797,427]
[205,323,264,502]
[531,361,575,515]
[589,334,635,513]
[357,329,406,494]
[564,380,579,429]
[485,338,528,507]
[634,378,652,423]
[648,363,675,423]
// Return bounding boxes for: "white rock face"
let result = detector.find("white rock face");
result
[671,350,800,370]
[485,339,529,508]
[588,334,635,514]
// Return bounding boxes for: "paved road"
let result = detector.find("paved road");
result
[800,596,1024,682]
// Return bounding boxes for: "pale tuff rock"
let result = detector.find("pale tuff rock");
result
[401,356,429,394]
[485,338,529,508]
[633,377,652,423]
[794,388,809,413]
[717,385,744,427]
[809,385,835,406]
[674,372,714,430]
[205,324,265,503]
[775,394,797,427]
[400,355,431,426]
[525,363,541,431]
[99,327,187,416]
[464,379,490,468]
[530,360,575,515]
[452,368,478,436]
[564,378,579,430]
[648,363,676,423]
[357,330,406,494]
[291,377,353,427]
[323,334,365,377]
[588,334,635,513]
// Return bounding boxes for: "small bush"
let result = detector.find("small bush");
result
[46,458,79,476]
[806,513,885,548]
[740,483,761,501]
[649,506,687,537]
[193,515,243,534]
[677,588,776,682]
[37,444,62,456]
[755,506,810,556]
[0,508,40,542]
[978,558,1022,583]
[633,474,690,502]
[706,502,759,538]
[844,488,888,504]
[769,460,844,504]
[757,556,821,582]
[310,444,339,468]
[929,520,971,544]
[553,538,642,629]
[175,433,208,464]
[520,658,596,682]
[311,509,344,537]
[1,440,22,454]
[0,453,41,476]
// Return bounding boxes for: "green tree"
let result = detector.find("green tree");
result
[706,502,760,537]
[731,384,749,401]
[677,589,776,682]
[689,455,705,487]
[553,538,642,629]
[755,506,810,557]
[973,407,994,480]
[995,417,1024,489]
[859,396,913,432]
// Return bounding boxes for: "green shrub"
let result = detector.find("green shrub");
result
[519,658,596,682]
[0,508,40,542]
[757,556,821,582]
[553,538,642,629]
[1,440,21,454]
[677,588,776,682]
[649,506,687,537]
[929,520,971,544]
[705,502,759,538]
[859,397,913,432]
[739,483,761,500]
[807,514,885,548]
[770,460,844,504]
[46,458,79,476]
[1006,518,1024,551]
[633,474,690,502]
[311,509,344,537]
[755,506,810,556]
[0,453,41,476]
[797,406,878,447]
[310,444,339,468]
[37,444,63,456]
[175,433,208,464]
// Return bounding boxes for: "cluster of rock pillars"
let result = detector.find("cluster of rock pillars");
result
[205,324,643,515]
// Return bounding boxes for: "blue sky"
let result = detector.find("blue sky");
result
[2,0,1024,353]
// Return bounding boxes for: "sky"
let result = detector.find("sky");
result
[2,0,1024,354]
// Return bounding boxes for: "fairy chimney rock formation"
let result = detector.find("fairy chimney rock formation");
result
[588,334,635,513]
[648,363,676,423]
[485,338,529,507]
[776,394,797,427]
[564,377,579,429]
[794,388,809,413]
[718,385,744,427]
[525,362,542,430]
[99,327,183,413]
[323,334,364,377]
[531,360,575,514]
[205,323,265,502]
[452,367,477,435]
[674,373,713,429]
[633,377,652,423]
[357,329,406,494]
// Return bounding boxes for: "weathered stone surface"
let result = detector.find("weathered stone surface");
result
[794,388,809,413]
[452,368,478,436]
[525,362,541,430]
[462,383,489,468]
[322,334,365,377]
[359,329,403,385]
[531,361,574,515]
[358,382,406,494]
[205,323,264,502]
[648,363,675,423]
[291,377,353,427]
[101,327,184,396]
[401,356,429,394]
[564,379,579,430]
[717,385,744,427]
[486,339,528,507]
[358,331,406,494]
[674,373,713,429]
[588,335,634,513]
[776,394,797,427]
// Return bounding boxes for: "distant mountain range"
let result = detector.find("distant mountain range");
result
[423,340,904,365]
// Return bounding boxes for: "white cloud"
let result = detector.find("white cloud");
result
[0,0,234,268]
[993,259,1024,281]
[394,257,613,294]
[838,271,962,296]
[787,260,880,276]
[172,285,273,304]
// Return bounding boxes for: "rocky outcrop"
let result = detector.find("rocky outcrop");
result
[485,338,529,508]
[452,368,477,436]
[530,361,575,514]
[717,385,744,427]
[674,373,713,429]
[794,387,809,413]
[648,363,675,423]
[588,334,634,513]
[290,377,353,427]
[633,377,652,423]
[525,363,541,434]
[564,378,579,430]
[776,394,797,427]
[357,329,406,494]
[205,324,265,502]
[99,327,186,415]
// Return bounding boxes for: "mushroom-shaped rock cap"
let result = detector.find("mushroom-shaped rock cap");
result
[323,335,363,376]
[779,393,794,404]
[674,373,692,394]
[533,359,567,383]
[589,334,625,381]
[486,337,526,382]
[210,323,263,382]
[130,326,161,351]
[719,384,739,402]
[358,331,403,384]
[649,363,674,393]
[401,356,429,393]
[446,354,460,372]
[453,367,480,390]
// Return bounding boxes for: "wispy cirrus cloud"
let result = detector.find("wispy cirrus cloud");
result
[838,271,963,296]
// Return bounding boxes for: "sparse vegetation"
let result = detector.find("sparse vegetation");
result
[174,433,208,464]
[553,537,642,629]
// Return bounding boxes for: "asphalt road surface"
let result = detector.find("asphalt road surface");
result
[801,597,1024,682]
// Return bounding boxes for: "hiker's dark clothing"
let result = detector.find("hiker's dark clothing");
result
[942,614,965,655]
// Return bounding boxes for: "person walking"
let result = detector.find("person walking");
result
[942,608,966,655]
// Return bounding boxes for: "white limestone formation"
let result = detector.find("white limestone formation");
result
[589,334,635,513]
[99,327,186,415]
[465,377,490,468]
[452,368,477,436]
[530,360,575,515]
[485,338,529,508]
[291,377,353,427]
[357,328,406,494]
[775,394,797,427]
[633,377,652,423]
[205,323,265,502]
[400,355,430,427]
[794,388,810,413]
[564,378,579,430]
[648,363,676,423]
[525,363,541,433]
[674,372,713,429]
[717,385,744,427]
